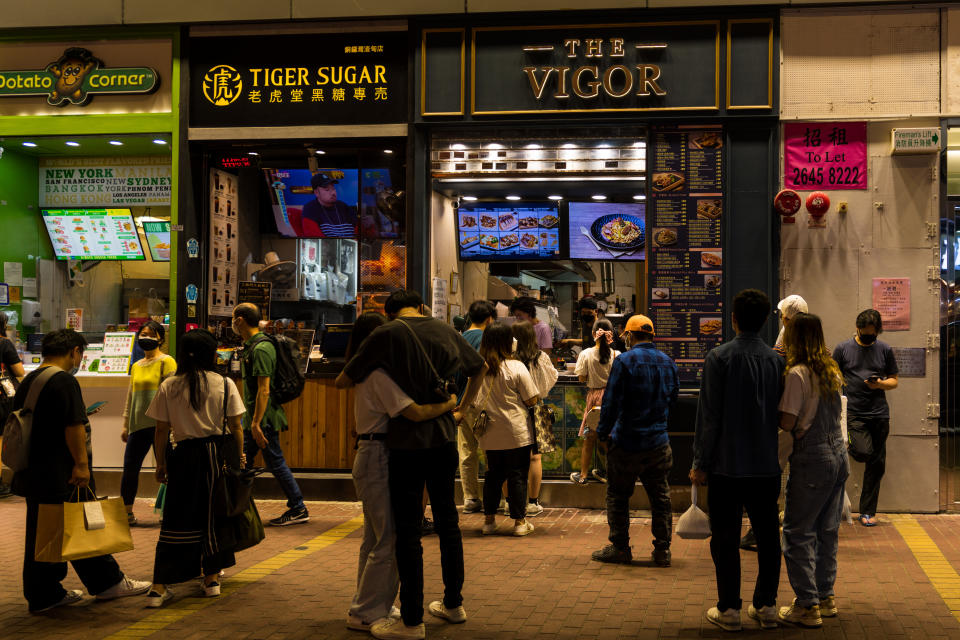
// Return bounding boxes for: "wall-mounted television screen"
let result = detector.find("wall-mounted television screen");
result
[457,204,561,261]
[568,202,645,261]
[143,221,171,262]
[42,209,146,261]
[264,168,359,238]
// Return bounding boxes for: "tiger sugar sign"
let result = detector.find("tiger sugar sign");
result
[0,47,157,106]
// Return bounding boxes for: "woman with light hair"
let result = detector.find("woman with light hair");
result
[774,295,809,356]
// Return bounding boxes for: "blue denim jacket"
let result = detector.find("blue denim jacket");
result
[596,343,679,452]
[693,333,784,477]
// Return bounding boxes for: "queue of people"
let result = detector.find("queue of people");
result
[3,287,898,635]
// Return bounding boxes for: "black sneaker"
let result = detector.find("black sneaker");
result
[739,528,757,551]
[0,483,12,499]
[421,517,435,536]
[652,546,671,567]
[269,507,309,526]
[591,544,632,564]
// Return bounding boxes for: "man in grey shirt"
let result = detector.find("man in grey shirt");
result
[691,289,785,632]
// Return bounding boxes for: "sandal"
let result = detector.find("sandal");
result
[859,514,877,527]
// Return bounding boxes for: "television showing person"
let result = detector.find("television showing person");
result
[297,173,358,238]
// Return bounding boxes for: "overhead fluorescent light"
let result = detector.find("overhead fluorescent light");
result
[21,142,37,148]
[506,195,522,201]
[591,194,607,200]
[109,140,123,146]
[633,194,646,200]
[65,141,80,147]
[548,195,564,200]
[152,139,167,145]
[462,196,478,201]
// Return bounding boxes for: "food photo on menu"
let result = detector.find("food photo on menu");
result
[700,250,722,269]
[457,203,560,261]
[568,201,645,260]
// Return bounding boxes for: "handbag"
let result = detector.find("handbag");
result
[529,401,557,453]
[676,484,712,540]
[35,487,134,562]
[213,377,259,518]
[459,378,492,438]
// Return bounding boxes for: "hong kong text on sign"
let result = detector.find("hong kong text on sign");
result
[784,122,867,191]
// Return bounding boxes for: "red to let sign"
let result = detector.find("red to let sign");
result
[784,122,867,191]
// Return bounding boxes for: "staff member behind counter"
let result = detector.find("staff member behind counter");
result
[559,298,599,349]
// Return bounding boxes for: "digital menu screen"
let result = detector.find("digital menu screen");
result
[457,204,561,261]
[264,168,359,238]
[143,221,171,262]
[568,202,646,261]
[42,209,145,261]
[648,127,724,386]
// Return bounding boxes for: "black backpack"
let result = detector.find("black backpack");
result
[246,333,305,405]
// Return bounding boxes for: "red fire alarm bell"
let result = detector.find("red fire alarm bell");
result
[774,189,802,224]
[805,191,830,218]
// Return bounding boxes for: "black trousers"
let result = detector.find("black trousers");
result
[120,426,155,506]
[847,416,889,516]
[706,474,781,611]
[23,499,124,611]
[606,443,673,551]
[483,445,532,520]
[388,442,464,626]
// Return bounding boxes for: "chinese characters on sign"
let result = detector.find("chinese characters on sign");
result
[784,122,867,191]
[872,277,910,331]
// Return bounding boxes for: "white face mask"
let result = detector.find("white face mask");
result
[511,337,518,352]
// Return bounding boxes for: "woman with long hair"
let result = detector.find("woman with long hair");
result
[341,312,458,632]
[775,313,848,629]
[511,321,558,516]
[472,322,540,536]
[143,329,247,607]
[120,321,176,525]
[571,318,620,485]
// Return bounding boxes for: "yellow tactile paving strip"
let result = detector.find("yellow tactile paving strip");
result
[892,514,960,623]
[104,516,363,639]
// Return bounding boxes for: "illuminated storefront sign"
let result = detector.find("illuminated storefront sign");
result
[0,48,157,105]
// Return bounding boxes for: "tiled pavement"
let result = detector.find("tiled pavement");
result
[1,495,960,639]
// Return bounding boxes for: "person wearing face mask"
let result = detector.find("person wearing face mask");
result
[11,329,152,612]
[120,321,177,526]
[559,297,599,349]
[831,309,898,527]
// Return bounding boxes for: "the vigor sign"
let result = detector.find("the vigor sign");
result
[0,48,157,106]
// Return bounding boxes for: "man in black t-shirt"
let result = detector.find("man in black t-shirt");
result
[12,330,150,613]
[337,290,486,638]
[832,309,899,527]
[0,310,26,498]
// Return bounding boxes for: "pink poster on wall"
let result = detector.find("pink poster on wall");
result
[784,122,867,191]
[872,277,910,331]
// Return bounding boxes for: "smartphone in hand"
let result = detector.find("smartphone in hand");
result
[86,400,108,415]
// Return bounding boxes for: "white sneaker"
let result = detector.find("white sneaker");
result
[428,600,467,623]
[347,607,402,631]
[481,522,497,535]
[145,587,173,608]
[747,604,778,629]
[513,521,535,536]
[370,617,425,639]
[97,576,152,600]
[706,607,741,631]
[525,502,544,517]
[203,581,220,597]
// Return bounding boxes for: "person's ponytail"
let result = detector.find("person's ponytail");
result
[594,319,614,365]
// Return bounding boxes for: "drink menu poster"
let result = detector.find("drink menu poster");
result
[208,169,240,317]
[648,127,724,386]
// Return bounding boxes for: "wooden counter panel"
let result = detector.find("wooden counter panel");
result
[276,378,356,470]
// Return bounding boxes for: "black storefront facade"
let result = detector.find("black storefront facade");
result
[412,12,780,491]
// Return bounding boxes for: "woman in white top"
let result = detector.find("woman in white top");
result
[571,319,620,485]
[474,322,540,536]
[340,313,457,631]
[777,313,848,628]
[512,321,558,516]
[144,329,247,607]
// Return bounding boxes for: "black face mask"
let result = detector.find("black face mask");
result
[138,337,160,352]
[858,333,877,345]
[581,314,595,323]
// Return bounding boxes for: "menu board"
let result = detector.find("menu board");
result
[80,332,136,375]
[143,221,171,262]
[648,127,724,386]
[42,209,145,261]
[568,202,645,261]
[208,169,240,317]
[457,204,560,260]
[238,280,271,320]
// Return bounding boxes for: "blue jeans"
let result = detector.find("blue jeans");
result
[243,423,304,510]
[782,439,849,608]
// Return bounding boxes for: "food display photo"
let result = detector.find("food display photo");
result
[457,203,561,260]
[568,201,646,260]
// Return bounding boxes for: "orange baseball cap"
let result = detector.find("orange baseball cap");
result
[624,314,655,335]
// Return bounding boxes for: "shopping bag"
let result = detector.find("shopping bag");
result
[35,491,134,562]
[215,498,265,553]
[676,484,712,540]
[154,483,167,514]
[841,490,853,524]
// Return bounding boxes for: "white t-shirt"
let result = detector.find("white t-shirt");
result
[354,368,415,435]
[524,351,559,397]
[574,346,621,389]
[778,364,820,439]
[477,360,539,451]
[146,371,246,442]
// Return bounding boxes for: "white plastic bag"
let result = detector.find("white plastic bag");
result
[676,484,712,539]
[841,490,853,524]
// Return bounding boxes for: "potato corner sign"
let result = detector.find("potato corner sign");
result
[0,47,157,106]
